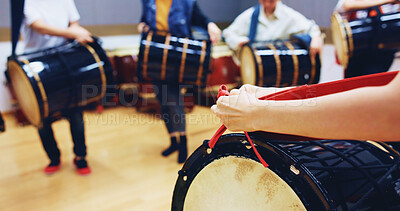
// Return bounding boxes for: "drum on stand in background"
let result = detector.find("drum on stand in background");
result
[107,46,139,107]
[331,4,400,68]
[7,39,114,127]
[137,31,212,86]
[240,40,321,87]
[172,133,400,210]
[195,44,240,106]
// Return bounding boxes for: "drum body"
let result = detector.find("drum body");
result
[331,5,400,68]
[205,45,240,95]
[107,47,140,106]
[240,40,321,87]
[172,133,400,210]
[7,40,114,126]
[110,48,139,84]
[137,31,212,86]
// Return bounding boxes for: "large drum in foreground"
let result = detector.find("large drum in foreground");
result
[172,133,400,210]
[331,4,400,68]
[138,31,212,86]
[7,40,114,127]
[240,40,320,87]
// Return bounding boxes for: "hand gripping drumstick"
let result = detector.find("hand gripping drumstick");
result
[209,71,399,168]
[210,85,269,168]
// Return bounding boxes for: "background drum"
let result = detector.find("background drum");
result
[331,4,400,68]
[108,44,195,112]
[137,31,212,86]
[107,46,139,107]
[240,40,321,87]
[172,133,400,210]
[7,39,114,127]
[195,44,240,106]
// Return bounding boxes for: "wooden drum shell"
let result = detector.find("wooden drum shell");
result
[240,41,321,87]
[331,5,400,68]
[138,31,212,86]
[7,40,114,127]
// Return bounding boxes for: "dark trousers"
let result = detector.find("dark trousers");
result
[0,112,4,132]
[345,49,396,78]
[153,82,186,134]
[38,110,86,162]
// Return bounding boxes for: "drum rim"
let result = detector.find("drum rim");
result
[172,133,331,210]
[331,12,350,68]
[239,45,257,85]
[7,60,43,126]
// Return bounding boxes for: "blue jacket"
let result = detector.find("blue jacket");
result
[141,0,209,38]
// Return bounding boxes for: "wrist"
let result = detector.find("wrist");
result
[249,100,270,131]
[64,28,76,40]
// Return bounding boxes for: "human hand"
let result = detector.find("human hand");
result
[230,84,289,98]
[309,35,323,58]
[68,25,93,43]
[207,22,222,44]
[211,89,262,132]
[137,22,150,33]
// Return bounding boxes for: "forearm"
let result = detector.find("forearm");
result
[342,0,393,11]
[255,85,400,141]
[30,20,74,39]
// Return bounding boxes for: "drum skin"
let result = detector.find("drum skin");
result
[7,40,114,126]
[172,133,400,211]
[331,5,400,68]
[137,31,212,86]
[240,40,321,87]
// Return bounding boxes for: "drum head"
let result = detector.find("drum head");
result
[183,156,306,211]
[331,12,349,68]
[239,45,256,85]
[7,60,41,126]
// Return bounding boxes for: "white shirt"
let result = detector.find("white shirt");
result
[222,2,321,51]
[22,0,80,53]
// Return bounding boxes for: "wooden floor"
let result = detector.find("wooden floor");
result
[0,106,223,211]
